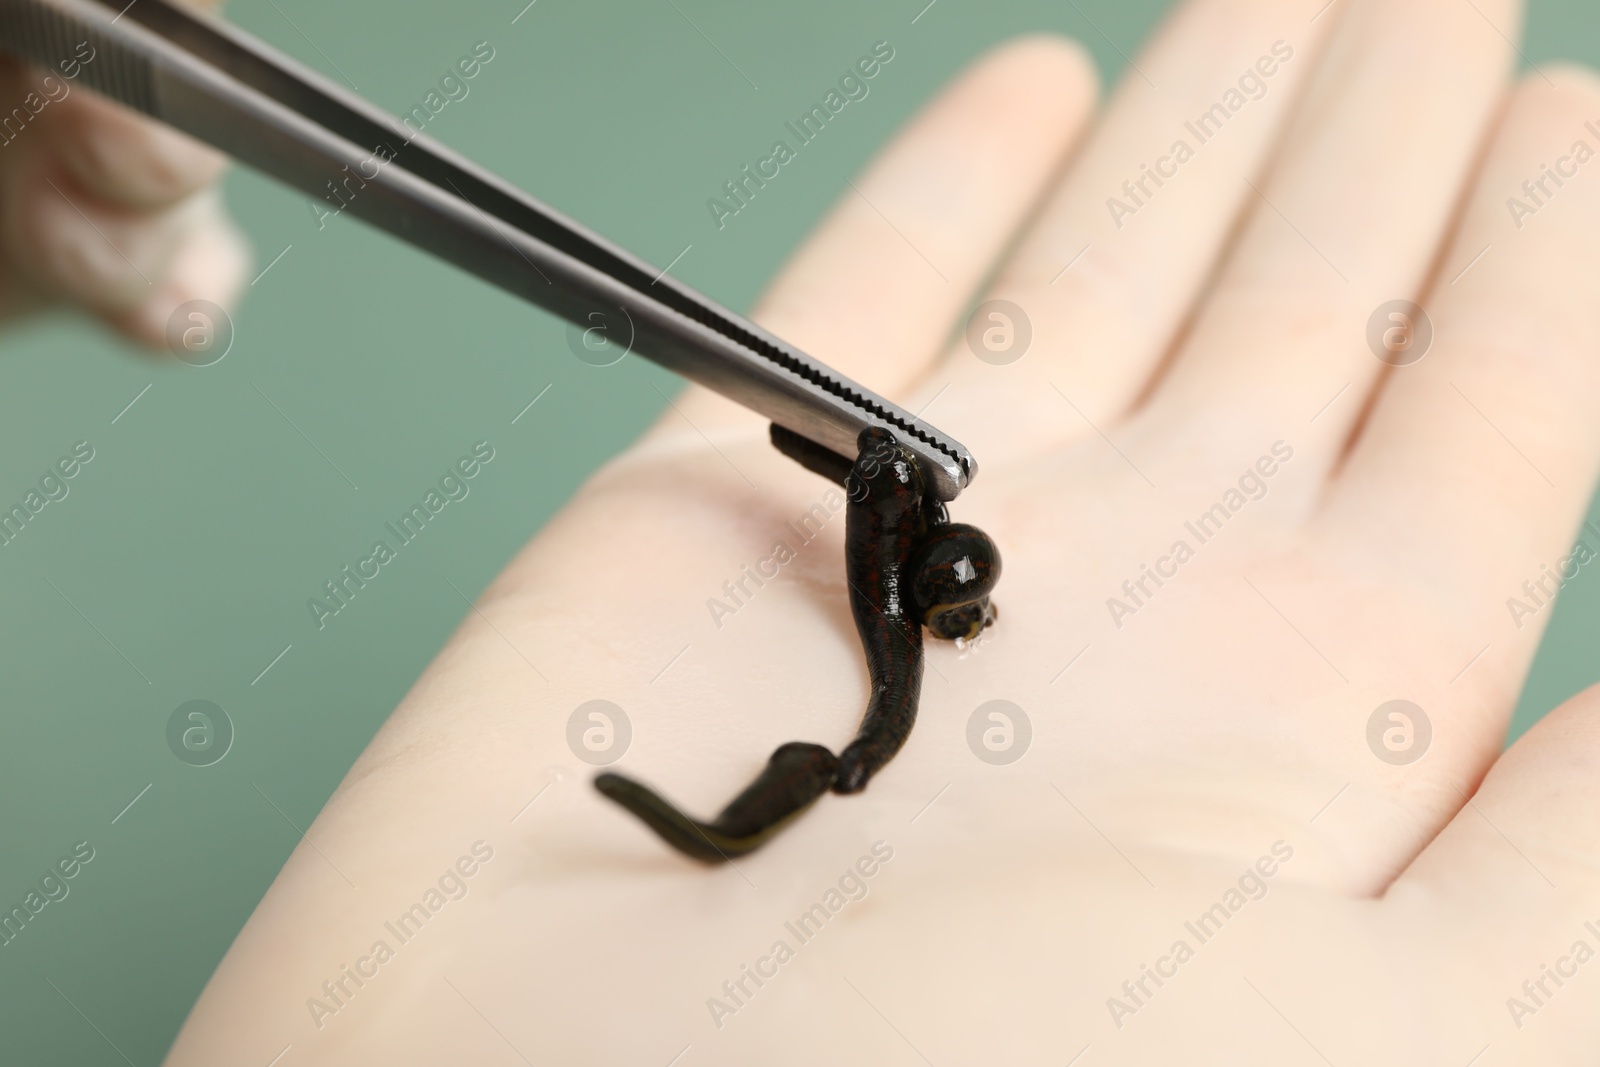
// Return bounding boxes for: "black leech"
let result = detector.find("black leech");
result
[832,426,930,793]
[592,426,1000,862]
[594,743,838,862]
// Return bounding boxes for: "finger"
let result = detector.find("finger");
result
[1392,686,1600,1008]
[1378,685,1600,1054]
[1140,0,1518,487]
[915,0,1340,462]
[1323,68,1600,691]
[659,34,1098,434]
[45,86,228,211]
[101,190,252,347]
[1399,684,1600,895]
[0,136,221,317]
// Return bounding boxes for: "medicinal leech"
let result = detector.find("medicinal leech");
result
[595,426,1001,861]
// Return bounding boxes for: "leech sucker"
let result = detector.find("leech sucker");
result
[592,425,1001,861]
[911,522,1001,640]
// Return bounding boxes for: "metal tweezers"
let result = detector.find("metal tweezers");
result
[0,0,976,499]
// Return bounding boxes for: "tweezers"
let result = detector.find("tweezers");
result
[0,0,976,499]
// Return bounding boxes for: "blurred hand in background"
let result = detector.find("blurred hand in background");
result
[0,0,249,349]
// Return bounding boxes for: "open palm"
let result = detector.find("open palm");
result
[167,0,1600,1063]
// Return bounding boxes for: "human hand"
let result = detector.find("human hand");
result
[166,0,1600,1062]
[0,0,248,348]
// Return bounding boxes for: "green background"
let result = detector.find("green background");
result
[0,0,1594,1061]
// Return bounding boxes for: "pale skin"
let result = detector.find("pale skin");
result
[141,0,1600,1062]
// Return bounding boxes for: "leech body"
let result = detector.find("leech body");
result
[594,743,838,862]
[832,427,931,794]
[593,425,1000,862]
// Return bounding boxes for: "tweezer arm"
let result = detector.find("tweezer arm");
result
[0,0,976,498]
